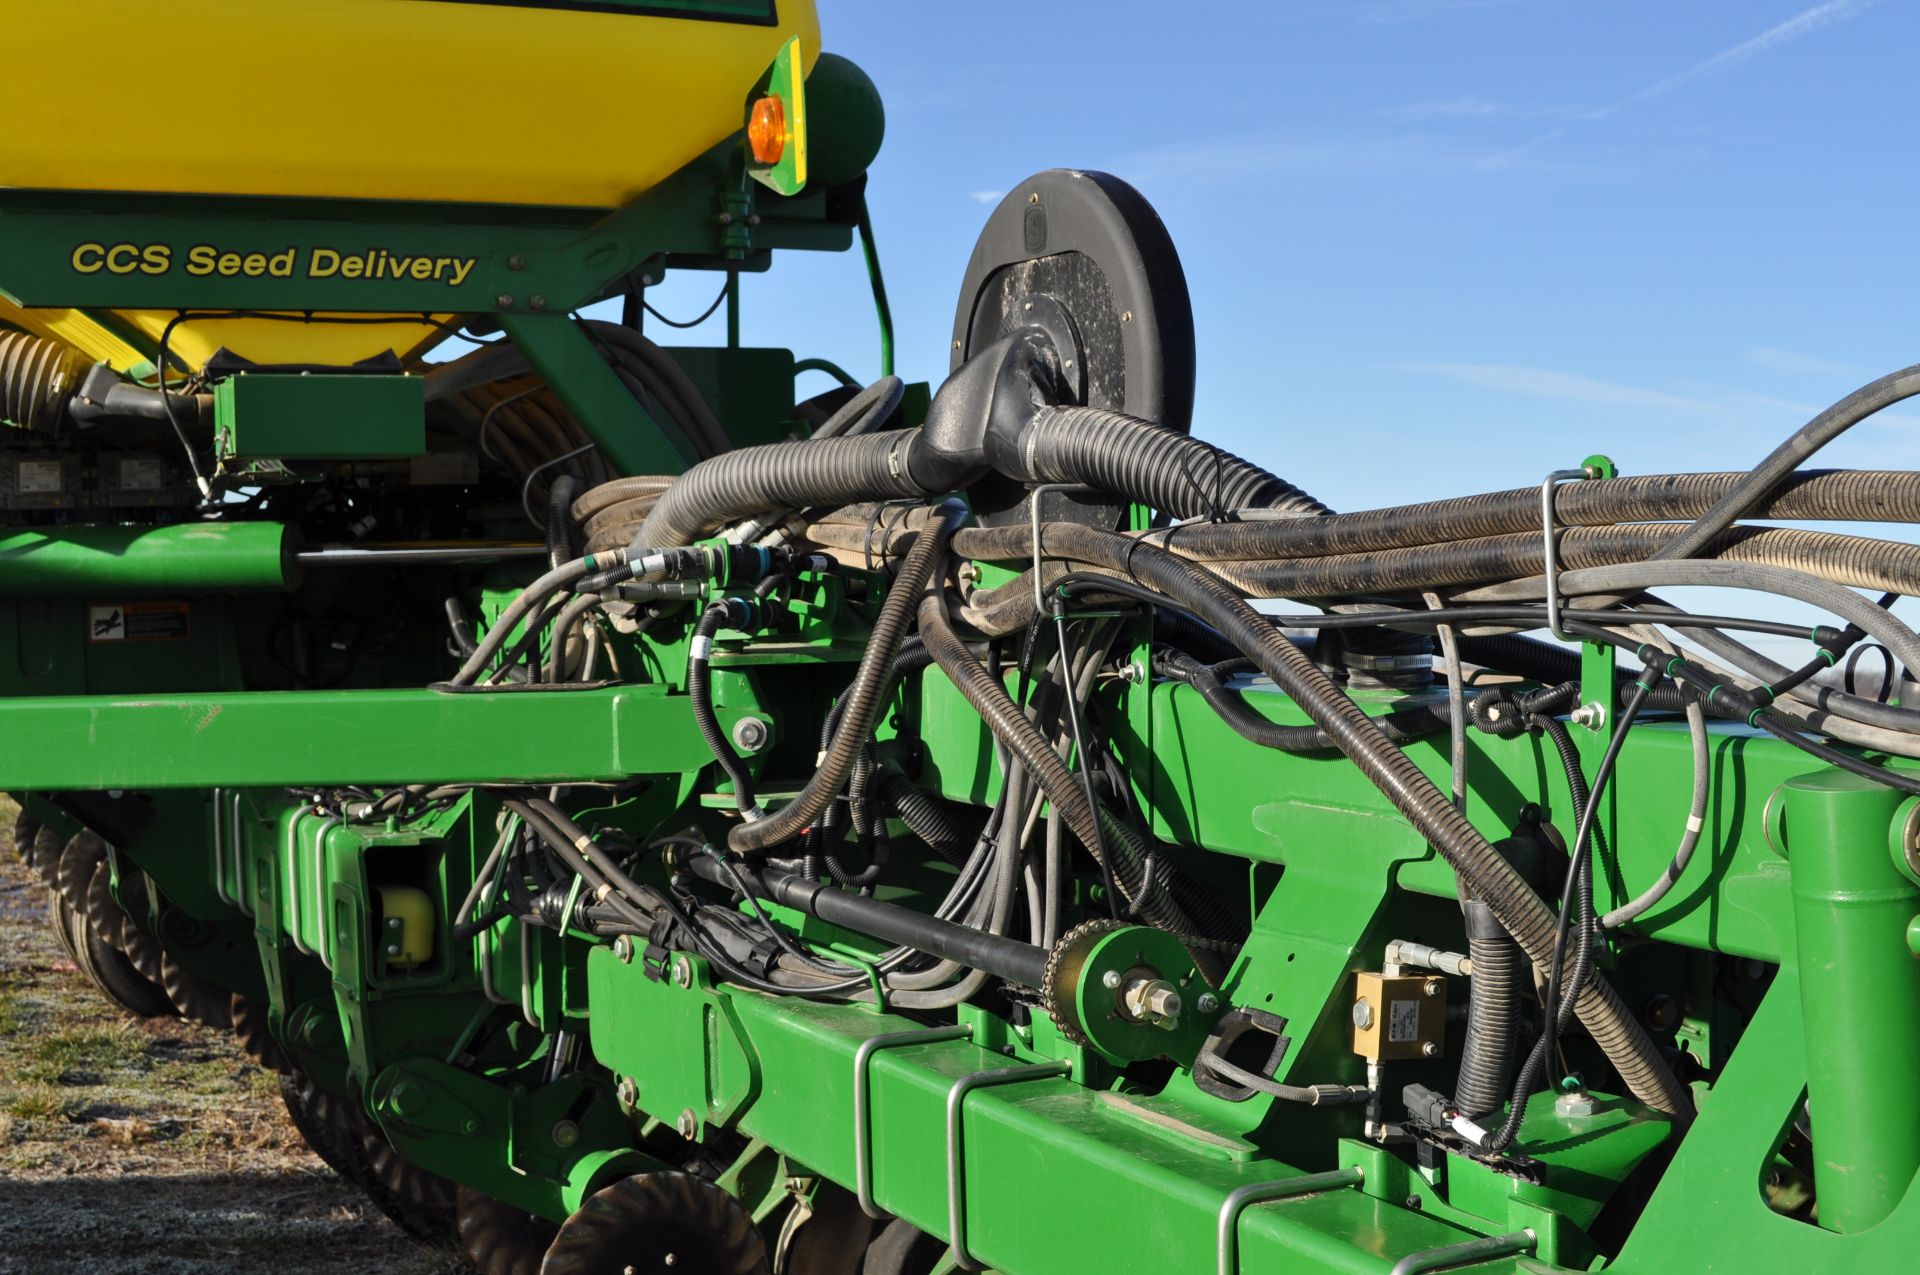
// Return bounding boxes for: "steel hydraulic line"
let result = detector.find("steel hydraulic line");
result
[449,548,629,685]
[954,520,1691,1116]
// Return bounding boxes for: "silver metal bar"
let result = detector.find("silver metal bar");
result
[293,544,547,566]
[1029,483,1078,616]
[1388,1228,1536,1275]
[852,1026,973,1218]
[1216,1167,1365,1275]
[310,816,338,964]
[945,1061,1072,1270]
[1541,467,1589,641]
[1213,1167,1367,1275]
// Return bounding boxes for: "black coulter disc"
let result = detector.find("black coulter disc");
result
[458,1184,562,1275]
[541,1172,769,1275]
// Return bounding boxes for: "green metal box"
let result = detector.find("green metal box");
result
[213,372,426,460]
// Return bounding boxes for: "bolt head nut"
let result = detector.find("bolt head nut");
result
[1101,969,1123,990]
[1351,1000,1374,1030]
[676,1108,698,1140]
[613,936,635,964]
[496,293,514,309]
[616,1077,638,1107]
[1421,1041,1440,1057]
[731,717,770,753]
[673,958,693,989]
[1424,979,1442,997]
[550,1119,580,1148]
[1196,992,1221,1014]
[1555,1091,1597,1118]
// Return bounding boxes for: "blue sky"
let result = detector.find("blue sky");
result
[647,0,1920,501]
[629,0,1920,653]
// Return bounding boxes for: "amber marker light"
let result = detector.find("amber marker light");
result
[749,95,787,165]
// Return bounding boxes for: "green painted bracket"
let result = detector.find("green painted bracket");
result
[0,684,707,790]
[500,313,699,474]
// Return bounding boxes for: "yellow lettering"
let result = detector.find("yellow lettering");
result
[269,249,295,278]
[71,243,106,274]
[216,252,242,276]
[186,245,219,277]
[342,255,365,280]
[309,248,340,278]
[242,252,268,278]
[140,244,171,276]
[447,258,476,288]
[410,257,434,281]
[106,244,141,275]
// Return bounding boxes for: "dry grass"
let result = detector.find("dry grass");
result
[0,798,468,1274]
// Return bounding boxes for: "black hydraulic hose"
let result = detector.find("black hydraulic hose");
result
[917,582,1196,935]
[952,520,1689,1116]
[1182,523,1920,600]
[1145,468,1920,561]
[1159,650,1452,752]
[690,603,761,820]
[637,429,940,548]
[1019,404,1330,520]
[1453,899,1521,1120]
[679,851,1050,987]
[729,502,966,855]
[879,772,987,867]
[1652,365,1920,562]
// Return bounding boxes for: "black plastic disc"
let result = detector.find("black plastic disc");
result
[54,831,107,916]
[231,994,293,1074]
[858,1217,946,1275]
[542,1172,769,1275]
[159,951,235,1031]
[951,169,1197,526]
[458,1184,562,1275]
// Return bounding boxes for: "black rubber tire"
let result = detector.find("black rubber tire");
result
[859,1218,946,1275]
[69,868,176,1019]
[458,1185,561,1275]
[231,995,293,1074]
[47,889,82,964]
[159,951,235,1031]
[542,1172,769,1275]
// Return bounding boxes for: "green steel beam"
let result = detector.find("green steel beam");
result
[0,686,707,788]
[500,313,699,473]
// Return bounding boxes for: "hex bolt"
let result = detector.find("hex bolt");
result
[616,1077,637,1107]
[1421,1041,1440,1057]
[507,254,526,271]
[1555,1089,1597,1118]
[1196,992,1221,1014]
[673,958,693,990]
[731,717,770,754]
[496,293,514,310]
[1423,979,1442,997]
[613,935,634,964]
[1101,969,1123,990]
[529,295,547,311]
[1119,661,1148,685]
[1123,977,1183,1029]
[550,1119,581,1148]
[386,944,401,957]
[676,1108,698,1140]
[1571,701,1608,731]
[1351,1000,1374,1030]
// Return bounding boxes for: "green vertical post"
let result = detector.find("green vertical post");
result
[1783,770,1920,1233]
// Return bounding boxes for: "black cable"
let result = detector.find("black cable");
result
[643,279,731,329]
[1050,600,1120,918]
[690,602,763,819]
[155,315,214,500]
[1484,662,1661,1154]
